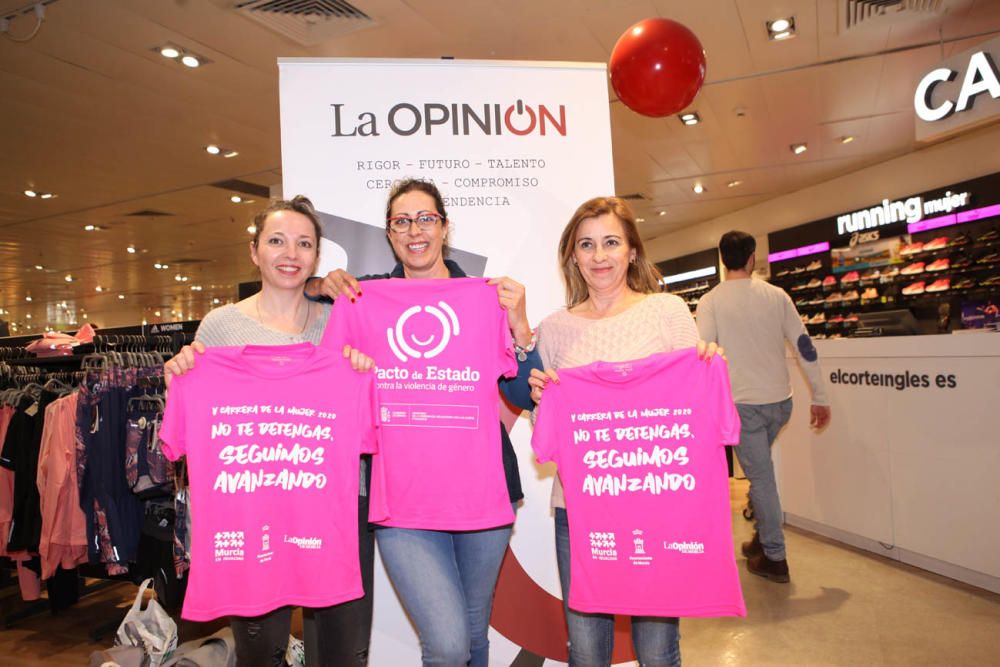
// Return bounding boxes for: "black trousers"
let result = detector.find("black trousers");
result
[230,493,376,667]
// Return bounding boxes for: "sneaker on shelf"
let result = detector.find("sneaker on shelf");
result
[976,252,1000,264]
[980,275,1000,287]
[790,283,805,292]
[822,275,837,287]
[975,229,999,243]
[949,232,971,247]
[926,278,951,293]
[825,292,843,303]
[926,258,951,272]
[808,297,825,305]
[861,287,879,300]
[808,312,826,324]
[900,242,924,255]
[951,277,976,290]
[951,256,972,270]
[775,268,791,277]
[791,265,806,274]
[881,266,900,279]
[800,313,809,323]
[900,261,925,275]
[923,236,949,251]
[840,271,860,284]
[806,278,822,288]
[861,268,881,281]
[805,259,823,271]
[795,297,809,307]
[842,290,860,301]
[828,314,845,324]
[902,281,926,296]
[844,313,860,323]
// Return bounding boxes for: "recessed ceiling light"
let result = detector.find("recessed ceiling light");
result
[636,217,645,223]
[95,286,105,292]
[679,112,700,126]
[658,211,667,216]
[767,16,796,40]
[181,55,200,68]
[154,311,161,317]
[223,150,239,158]
[82,313,88,320]
[247,225,257,234]
[212,298,221,304]
[25,314,31,319]
[727,180,743,188]
[791,143,808,155]
[25,296,32,302]
[230,195,243,203]
[205,145,221,155]
[40,193,55,199]
[126,245,137,253]
[118,294,125,300]
[24,189,37,197]
[191,285,203,291]
[160,46,180,59]
[693,183,705,194]
[34,264,44,270]
[64,274,73,282]
[840,135,855,144]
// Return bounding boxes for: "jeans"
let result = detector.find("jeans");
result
[375,512,514,667]
[230,493,375,667]
[554,508,681,667]
[734,399,794,561]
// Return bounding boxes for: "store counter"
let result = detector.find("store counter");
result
[776,333,1000,593]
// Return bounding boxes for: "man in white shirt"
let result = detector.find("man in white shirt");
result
[696,231,831,583]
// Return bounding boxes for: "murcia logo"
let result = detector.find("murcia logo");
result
[214,530,245,562]
[386,301,460,362]
[589,531,618,561]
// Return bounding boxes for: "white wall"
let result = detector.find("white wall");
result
[646,123,1000,263]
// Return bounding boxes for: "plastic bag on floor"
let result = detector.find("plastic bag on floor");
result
[115,578,178,667]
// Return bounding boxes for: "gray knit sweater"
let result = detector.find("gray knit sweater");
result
[195,302,331,347]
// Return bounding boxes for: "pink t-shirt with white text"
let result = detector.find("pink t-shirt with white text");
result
[322,278,517,530]
[159,343,381,621]
[532,348,745,617]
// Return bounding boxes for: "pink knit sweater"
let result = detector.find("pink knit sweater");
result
[536,293,700,508]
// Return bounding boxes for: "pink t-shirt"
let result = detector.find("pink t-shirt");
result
[322,278,517,530]
[159,343,381,621]
[531,348,745,618]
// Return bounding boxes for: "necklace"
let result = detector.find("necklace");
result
[255,296,311,336]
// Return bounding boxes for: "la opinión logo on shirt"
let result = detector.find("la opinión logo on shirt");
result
[664,540,705,555]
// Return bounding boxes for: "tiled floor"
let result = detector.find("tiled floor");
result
[2,479,998,665]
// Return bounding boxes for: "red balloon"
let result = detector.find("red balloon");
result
[609,18,707,118]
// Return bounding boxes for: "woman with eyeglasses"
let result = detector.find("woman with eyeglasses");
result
[305,177,539,667]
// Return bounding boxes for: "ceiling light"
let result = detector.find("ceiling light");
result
[191,285,203,291]
[118,294,125,300]
[205,145,221,155]
[840,135,855,144]
[658,211,667,216]
[41,193,54,199]
[64,274,73,282]
[181,55,200,68]
[693,184,705,194]
[769,18,791,32]
[160,46,180,59]
[175,274,189,282]
[154,311,161,317]
[230,195,243,203]
[126,245,137,253]
[25,296,32,302]
[95,286,105,292]
[84,224,95,231]
[791,143,808,155]
[727,180,743,188]
[82,313,88,319]
[34,264,44,270]
[223,150,239,158]
[24,189,37,197]
[212,298,221,304]
[636,217,645,223]
[247,225,257,234]
[25,314,31,319]
[767,16,796,40]
[679,112,700,126]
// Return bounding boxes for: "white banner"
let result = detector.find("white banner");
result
[279,58,614,665]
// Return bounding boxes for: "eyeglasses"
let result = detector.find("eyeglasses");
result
[387,211,444,233]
